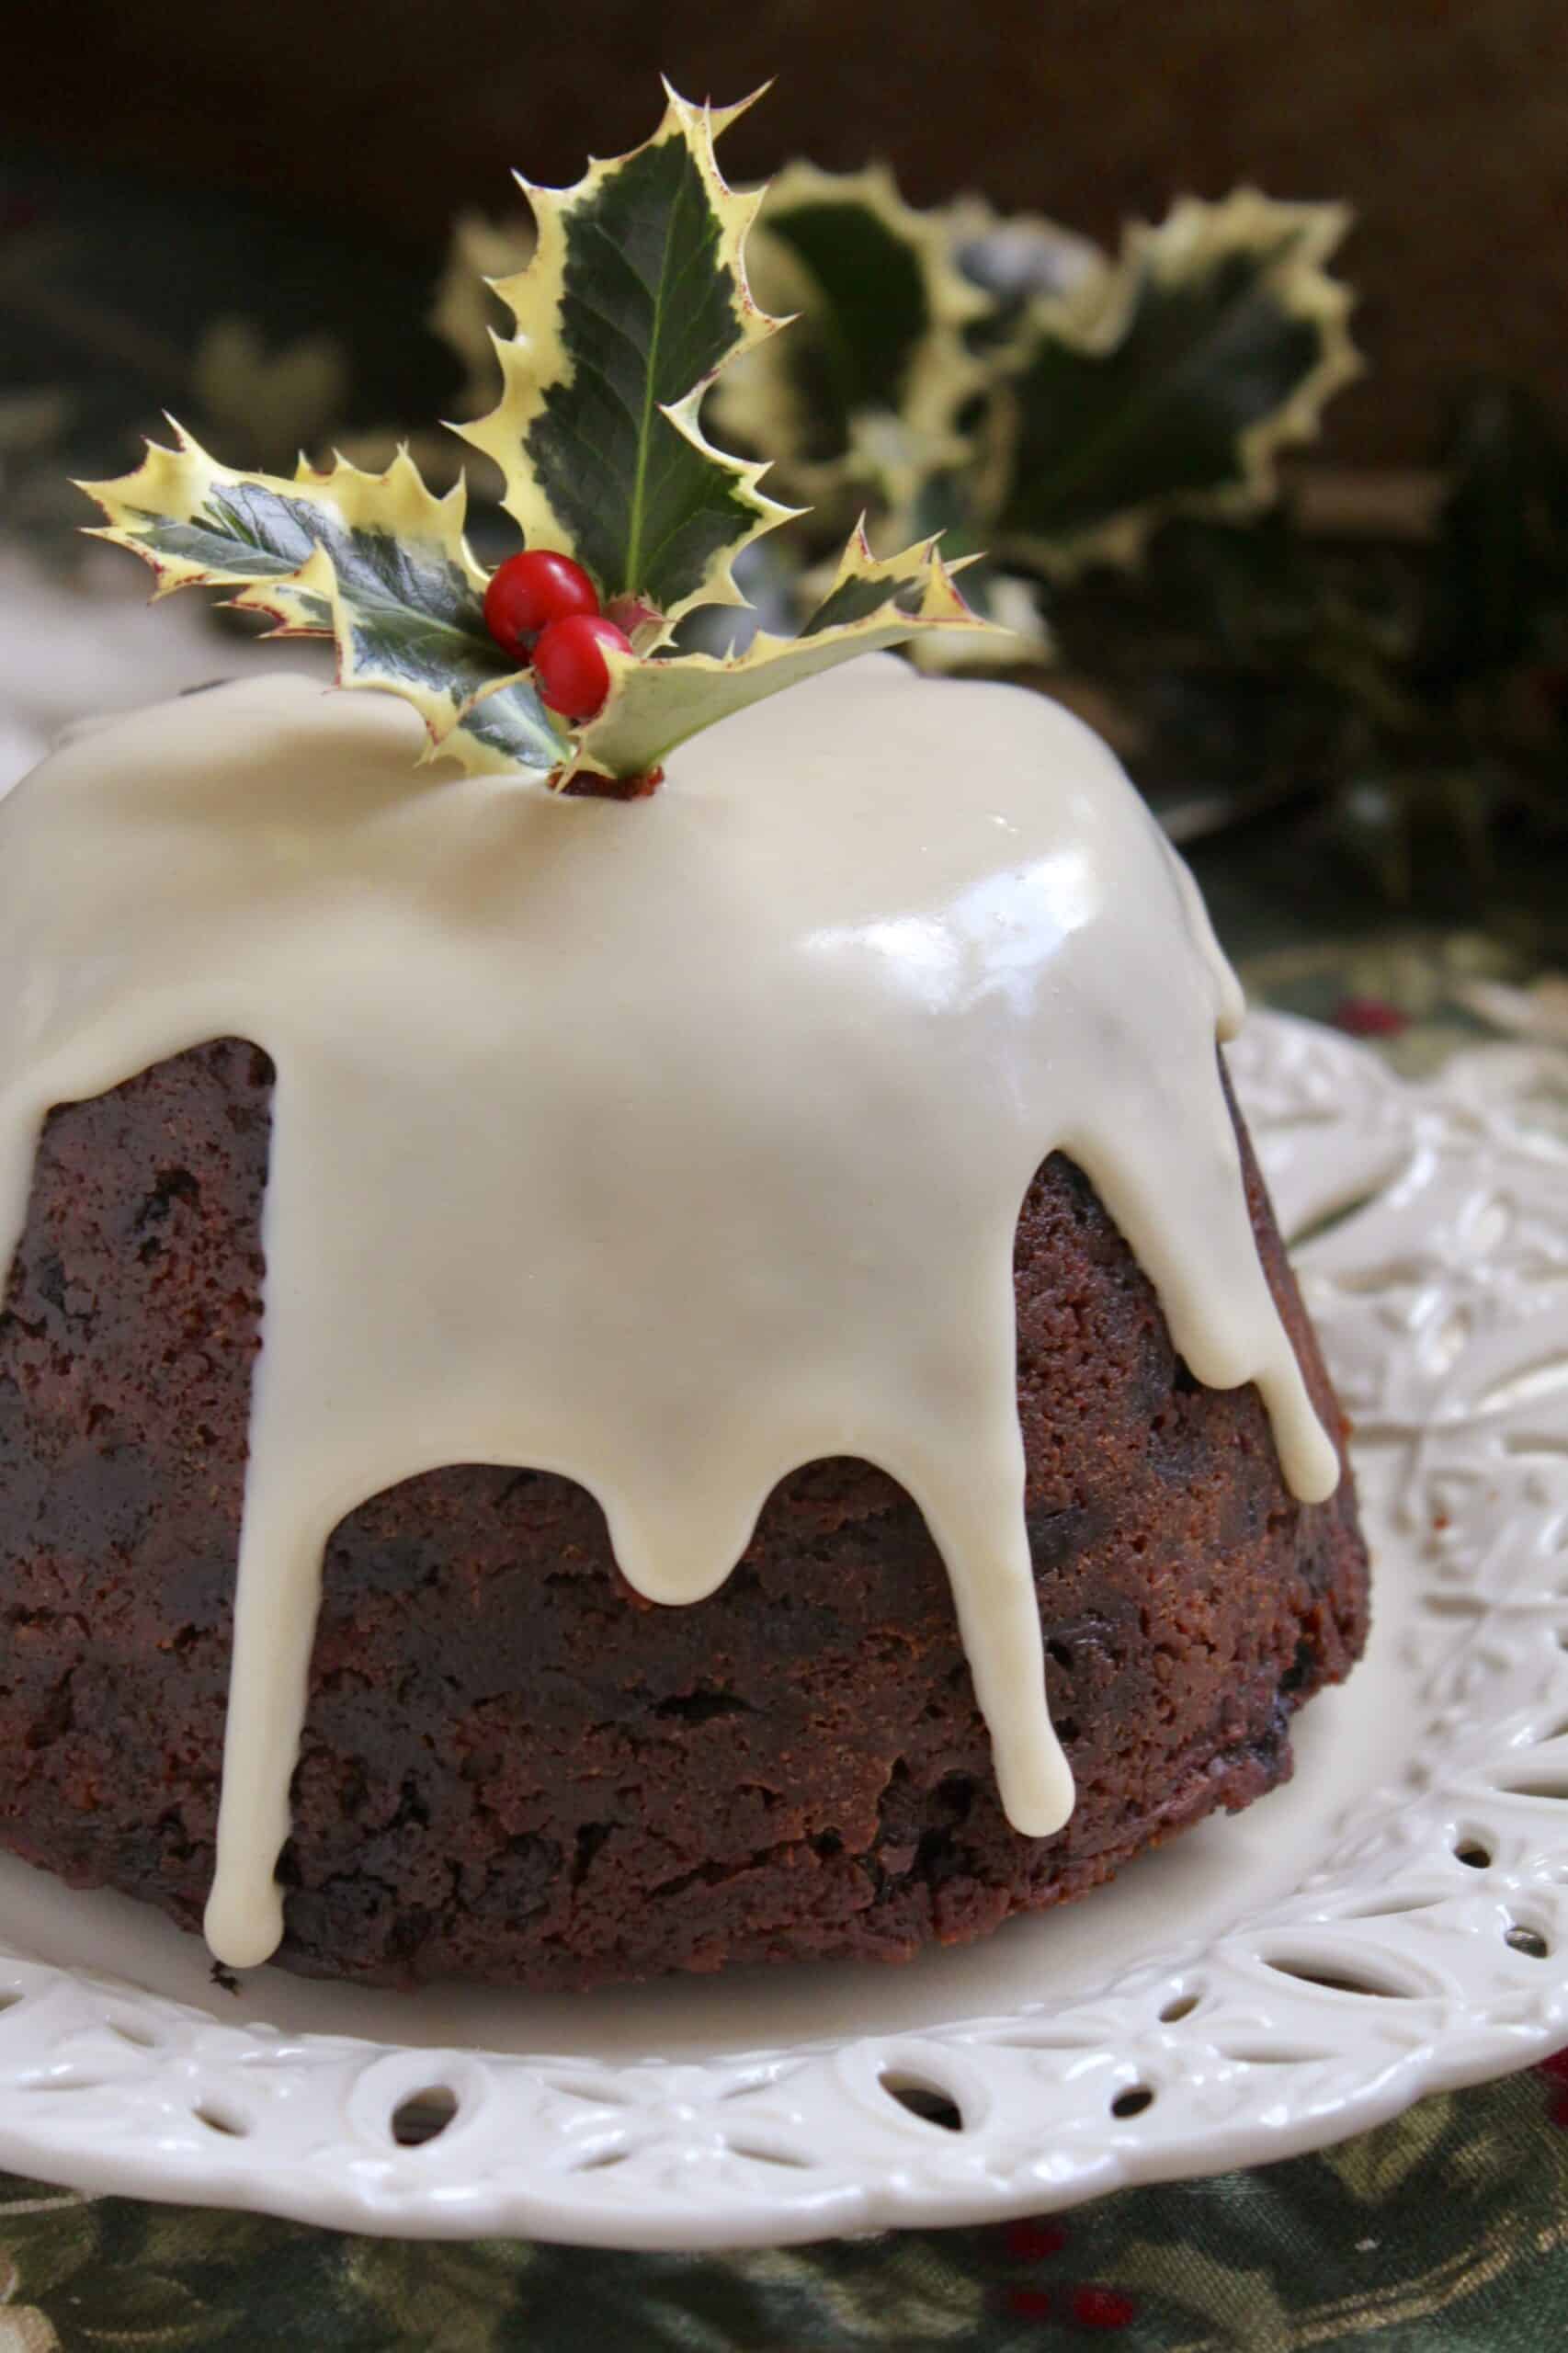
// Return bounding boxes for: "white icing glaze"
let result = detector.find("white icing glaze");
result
[0,660,1338,1970]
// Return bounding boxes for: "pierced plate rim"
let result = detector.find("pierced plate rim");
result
[0,1010,1565,2246]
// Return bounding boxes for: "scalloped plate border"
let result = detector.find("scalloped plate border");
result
[1,1010,1567,2247]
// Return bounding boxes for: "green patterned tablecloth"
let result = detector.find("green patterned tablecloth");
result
[6,130,1568,2346]
[2,2059,1566,2348]
[3,925,1567,2351]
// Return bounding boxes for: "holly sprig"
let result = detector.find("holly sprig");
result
[455,85,792,633]
[704,169,1358,670]
[80,85,991,786]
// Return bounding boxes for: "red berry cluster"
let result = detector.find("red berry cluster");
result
[482,550,632,721]
[1001,2217,1137,2332]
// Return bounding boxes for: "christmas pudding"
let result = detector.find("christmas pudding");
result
[0,89,1367,1990]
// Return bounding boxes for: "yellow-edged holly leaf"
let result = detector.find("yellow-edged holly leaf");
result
[996,190,1360,574]
[946,194,1106,346]
[907,569,1051,673]
[710,163,991,523]
[456,83,795,626]
[78,425,561,774]
[891,466,1050,674]
[553,528,992,783]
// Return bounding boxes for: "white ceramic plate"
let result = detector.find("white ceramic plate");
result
[0,1010,1565,2248]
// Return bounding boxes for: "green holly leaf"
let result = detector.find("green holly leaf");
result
[710,163,990,525]
[79,426,561,774]
[457,83,793,625]
[997,192,1360,574]
[559,528,988,782]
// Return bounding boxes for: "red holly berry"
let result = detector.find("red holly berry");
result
[1070,2283,1136,2329]
[1006,2219,1068,2262]
[532,614,633,721]
[1006,2287,1053,2321]
[483,550,600,660]
[1332,995,1408,1040]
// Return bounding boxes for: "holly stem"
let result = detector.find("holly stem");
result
[559,766,665,801]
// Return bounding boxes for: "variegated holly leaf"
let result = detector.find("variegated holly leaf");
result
[710,163,992,523]
[79,425,561,773]
[948,195,1105,347]
[457,83,794,627]
[995,191,1360,575]
[554,529,990,782]
[907,568,1051,673]
[876,466,1049,675]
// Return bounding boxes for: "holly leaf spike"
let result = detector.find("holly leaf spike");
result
[455,82,800,630]
[549,524,990,785]
[78,424,561,774]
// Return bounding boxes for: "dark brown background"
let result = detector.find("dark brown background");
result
[11,0,1568,458]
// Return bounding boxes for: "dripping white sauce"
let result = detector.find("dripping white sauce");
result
[0,660,1339,1969]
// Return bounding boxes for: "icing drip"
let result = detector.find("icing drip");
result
[0,660,1339,1970]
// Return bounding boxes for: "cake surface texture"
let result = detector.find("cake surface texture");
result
[0,663,1368,1988]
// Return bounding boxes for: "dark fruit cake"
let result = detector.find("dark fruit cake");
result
[0,85,1368,1990]
[0,981,1364,1991]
